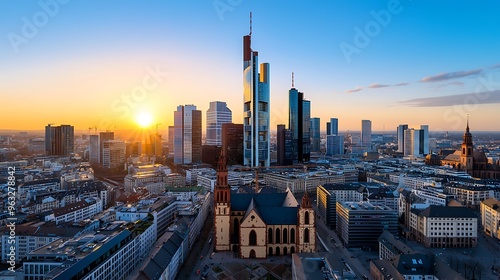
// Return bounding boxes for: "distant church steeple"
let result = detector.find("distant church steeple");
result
[461,115,473,173]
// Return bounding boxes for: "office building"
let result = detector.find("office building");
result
[206,101,232,146]
[89,135,99,164]
[396,124,408,153]
[336,201,398,249]
[410,205,477,248]
[310,117,320,152]
[316,183,364,229]
[403,125,430,157]
[277,124,293,165]
[326,118,338,136]
[361,120,372,148]
[99,131,114,164]
[243,19,270,167]
[480,198,500,239]
[45,124,74,156]
[173,104,202,164]
[222,123,244,165]
[326,135,344,156]
[288,81,311,162]
[102,140,126,169]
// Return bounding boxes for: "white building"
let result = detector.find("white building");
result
[480,198,500,239]
[50,197,103,225]
[410,205,477,248]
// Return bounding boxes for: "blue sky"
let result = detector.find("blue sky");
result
[1,0,500,132]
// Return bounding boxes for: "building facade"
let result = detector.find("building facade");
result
[173,104,202,164]
[336,201,398,249]
[222,123,244,166]
[102,140,125,169]
[480,198,500,239]
[206,101,232,146]
[310,117,320,152]
[361,120,372,148]
[45,124,74,156]
[243,25,270,167]
[288,86,310,162]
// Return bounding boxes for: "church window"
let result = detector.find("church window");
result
[290,228,295,243]
[249,230,257,246]
[276,228,281,244]
[283,228,288,244]
[304,228,310,243]
[305,211,310,225]
[268,228,273,243]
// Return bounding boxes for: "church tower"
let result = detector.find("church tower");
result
[214,151,231,251]
[460,116,473,174]
[297,191,316,253]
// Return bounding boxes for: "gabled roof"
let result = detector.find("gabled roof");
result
[282,188,298,207]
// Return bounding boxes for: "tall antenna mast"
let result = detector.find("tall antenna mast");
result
[292,72,294,88]
[249,12,252,36]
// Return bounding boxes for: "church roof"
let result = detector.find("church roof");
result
[258,207,298,225]
[231,192,299,225]
[282,188,299,207]
[231,193,287,211]
[443,150,461,162]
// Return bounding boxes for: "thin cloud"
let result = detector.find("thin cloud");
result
[345,87,363,93]
[490,63,500,69]
[420,69,482,83]
[394,82,409,86]
[399,90,500,107]
[367,83,390,89]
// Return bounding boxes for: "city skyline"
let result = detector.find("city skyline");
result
[2,1,500,133]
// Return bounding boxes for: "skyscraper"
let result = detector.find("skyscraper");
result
[45,124,74,156]
[173,104,202,164]
[102,140,126,169]
[89,135,99,164]
[361,120,372,148]
[403,125,430,157]
[206,101,232,146]
[397,124,408,153]
[326,135,344,156]
[277,124,293,165]
[99,131,114,164]
[288,83,311,162]
[222,123,244,166]
[310,117,321,152]
[326,118,339,136]
[243,16,270,167]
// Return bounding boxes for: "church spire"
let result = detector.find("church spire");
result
[466,114,470,133]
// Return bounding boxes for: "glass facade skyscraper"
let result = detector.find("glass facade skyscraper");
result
[288,87,310,162]
[361,120,372,148]
[326,118,339,136]
[310,117,320,152]
[206,101,232,146]
[243,28,270,167]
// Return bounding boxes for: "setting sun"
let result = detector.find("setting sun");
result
[136,112,153,128]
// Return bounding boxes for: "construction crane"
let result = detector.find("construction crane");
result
[88,127,93,135]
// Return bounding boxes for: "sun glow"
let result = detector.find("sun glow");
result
[136,112,153,128]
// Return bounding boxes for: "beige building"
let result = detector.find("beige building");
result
[480,198,500,239]
[410,205,477,248]
[214,154,316,258]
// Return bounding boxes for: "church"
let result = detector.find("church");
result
[439,118,500,179]
[213,153,316,258]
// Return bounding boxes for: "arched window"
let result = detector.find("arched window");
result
[290,228,295,243]
[276,247,280,256]
[276,228,281,244]
[268,247,273,256]
[304,211,310,225]
[268,228,273,244]
[283,228,288,244]
[233,218,240,242]
[284,247,288,255]
[304,228,310,243]
[290,246,295,254]
[249,249,256,258]
[249,230,257,246]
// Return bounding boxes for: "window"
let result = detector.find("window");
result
[268,228,273,243]
[276,228,281,244]
[304,228,310,243]
[290,228,295,243]
[283,228,288,244]
[305,211,310,225]
[249,230,257,246]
